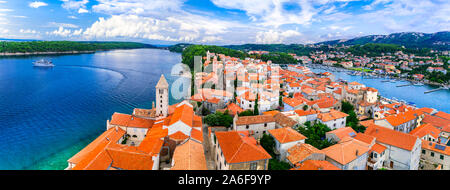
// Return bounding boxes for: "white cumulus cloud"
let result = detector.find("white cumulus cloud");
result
[29,1,48,8]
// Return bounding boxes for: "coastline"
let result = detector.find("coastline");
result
[0,47,164,57]
[0,50,96,57]
[306,63,448,87]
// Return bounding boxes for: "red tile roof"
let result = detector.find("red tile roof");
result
[353,133,375,145]
[422,115,450,129]
[215,131,271,164]
[68,127,125,167]
[326,127,356,141]
[110,113,154,128]
[273,113,298,128]
[370,143,387,154]
[235,115,275,126]
[171,139,207,170]
[364,125,419,151]
[435,111,450,121]
[169,103,194,127]
[422,140,450,156]
[322,138,370,165]
[269,127,306,144]
[292,160,340,170]
[383,110,423,127]
[317,109,348,122]
[409,123,440,139]
[286,143,322,165]
[294,109,318,116]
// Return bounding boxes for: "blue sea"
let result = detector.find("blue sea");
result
[0,48,182,169]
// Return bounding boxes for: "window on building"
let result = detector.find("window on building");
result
[431,152,434,157]
[440,155,444,160]
[250,162,257,170]
[246,125,249,129]
[422,150,426,154]
[264,123,267,127]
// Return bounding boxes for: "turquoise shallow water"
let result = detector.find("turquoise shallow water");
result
[310,68,450,113]
[0,49,181,170]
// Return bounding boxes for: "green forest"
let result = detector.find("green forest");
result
[346,43,432,57]
[179,44,248,68]
[0,41,156,53]
[171,44,299,68]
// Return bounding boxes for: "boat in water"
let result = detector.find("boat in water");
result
[413,82,424,86]
[33,59,54,67]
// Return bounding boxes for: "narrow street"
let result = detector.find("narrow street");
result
[202,123,216,170]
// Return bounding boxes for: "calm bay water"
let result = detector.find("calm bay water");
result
[0,49,181,169]
[310,68,450,113]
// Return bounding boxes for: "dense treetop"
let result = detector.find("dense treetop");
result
[0,41,156,53]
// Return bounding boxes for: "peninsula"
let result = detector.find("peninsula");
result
[0,41,157,56]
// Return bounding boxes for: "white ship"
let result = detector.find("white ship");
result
[33,59,54,67]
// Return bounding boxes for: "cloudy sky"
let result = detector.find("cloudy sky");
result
[0,0,448,45]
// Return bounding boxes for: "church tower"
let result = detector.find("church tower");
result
[156,74,169,118]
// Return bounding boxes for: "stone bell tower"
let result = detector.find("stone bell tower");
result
[156,74,169,118]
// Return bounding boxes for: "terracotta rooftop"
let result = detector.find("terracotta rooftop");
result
[171,139,207,170]
[317,109,349,122]
[364,125,419,151]
[68,127,125,168]
[235,115,275,126]
[422,140,450,156]
[322,137,370,165]
[370,143,387,154]
[273,113,298,128]
[435,111,450,121]
[110,113,154,128]
[292,160,340,170]
[283,97,304,107]
[215,131,272,164]
[326,127,357,141]
[409,123,440,139]
[422,115,450,129]
[263,110,280,117]
[269,127,306,144]
[169,103,194,127]
[360,119,375,128]
[286,143,322,165]
[294,109,318,116]
[383,109,423,127]
[353,133,375,145]
[133,108,156,118]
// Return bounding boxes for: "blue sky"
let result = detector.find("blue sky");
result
[0,0,448,45]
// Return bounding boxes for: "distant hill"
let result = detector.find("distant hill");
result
[0,38,38,42]
[316,31,450,50]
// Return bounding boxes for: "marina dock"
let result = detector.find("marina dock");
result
[424,87,449,94]
[396,84,412,87]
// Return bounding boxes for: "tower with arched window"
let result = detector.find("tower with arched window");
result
[156,74,169,118]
